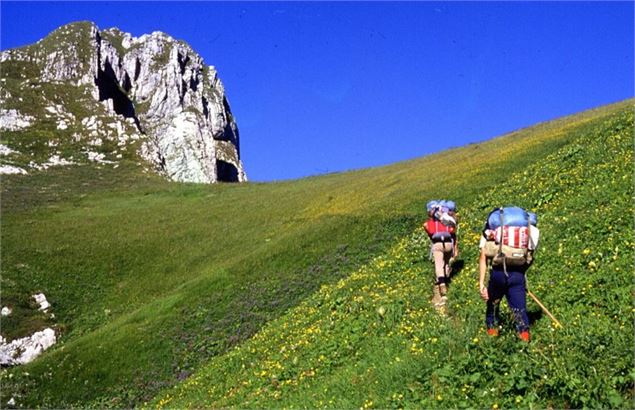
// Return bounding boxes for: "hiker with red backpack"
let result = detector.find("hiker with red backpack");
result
[423,200,459,303]
[478,206,539,342]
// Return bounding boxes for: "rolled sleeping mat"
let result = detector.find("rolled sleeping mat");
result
[441,200,456,212]
[426,200,440,212]
[426,200,457,213]
[487,206,535,229]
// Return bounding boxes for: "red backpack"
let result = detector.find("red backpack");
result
[424,218,455,242]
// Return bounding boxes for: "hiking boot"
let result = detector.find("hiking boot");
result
[438,283,447,297]
[518,331,530,342]
[432,284,445,306]
[487,328,499,337]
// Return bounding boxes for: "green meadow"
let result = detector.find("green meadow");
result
[1,99,632,408]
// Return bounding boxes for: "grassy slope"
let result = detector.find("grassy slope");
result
[149,100,634,409]
[0,100,632,407]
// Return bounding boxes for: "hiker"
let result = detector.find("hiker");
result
[478,206,539,342]
[423,200,459,301]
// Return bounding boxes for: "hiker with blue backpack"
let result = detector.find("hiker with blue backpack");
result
[424,200,459,303]
[479,206,539,342]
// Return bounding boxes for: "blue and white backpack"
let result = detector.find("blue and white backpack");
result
[482,206,538,269]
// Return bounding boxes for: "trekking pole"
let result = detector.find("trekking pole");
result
[527,290,563,328]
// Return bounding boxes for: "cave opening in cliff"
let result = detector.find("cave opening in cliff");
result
[177,53,190,75]
[216,160,239,182]
[95,59,142,131]
[134,58,141,82]
[202,96,209,118]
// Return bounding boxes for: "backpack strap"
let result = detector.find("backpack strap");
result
[497,208,504,255]
[526,216,535,266]
[527,218,535,251]
[441,221,446,244]
[497,207,508,276]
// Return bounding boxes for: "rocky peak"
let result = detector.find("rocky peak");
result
[0,21,246,183]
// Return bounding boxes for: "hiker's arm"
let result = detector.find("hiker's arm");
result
[453,237,459,258]
[526,250,534,267]
[479,250,488,300]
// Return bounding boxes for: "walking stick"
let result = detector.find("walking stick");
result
[527,290,563,328]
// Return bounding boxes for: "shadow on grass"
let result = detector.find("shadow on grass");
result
[449,258,465,283]
[527,308,543,326]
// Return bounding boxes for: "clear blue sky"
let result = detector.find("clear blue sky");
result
[1,1,633,181]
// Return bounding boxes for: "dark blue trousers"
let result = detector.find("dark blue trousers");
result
[486,269,529,332]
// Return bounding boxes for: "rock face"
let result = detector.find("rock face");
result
[0,21,246,183]
[0,293,57,367]
[0,328,57,366]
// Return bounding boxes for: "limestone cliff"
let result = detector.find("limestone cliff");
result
[0,21,246,183]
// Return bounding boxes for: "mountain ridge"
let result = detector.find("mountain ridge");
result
[0,21,246,183]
